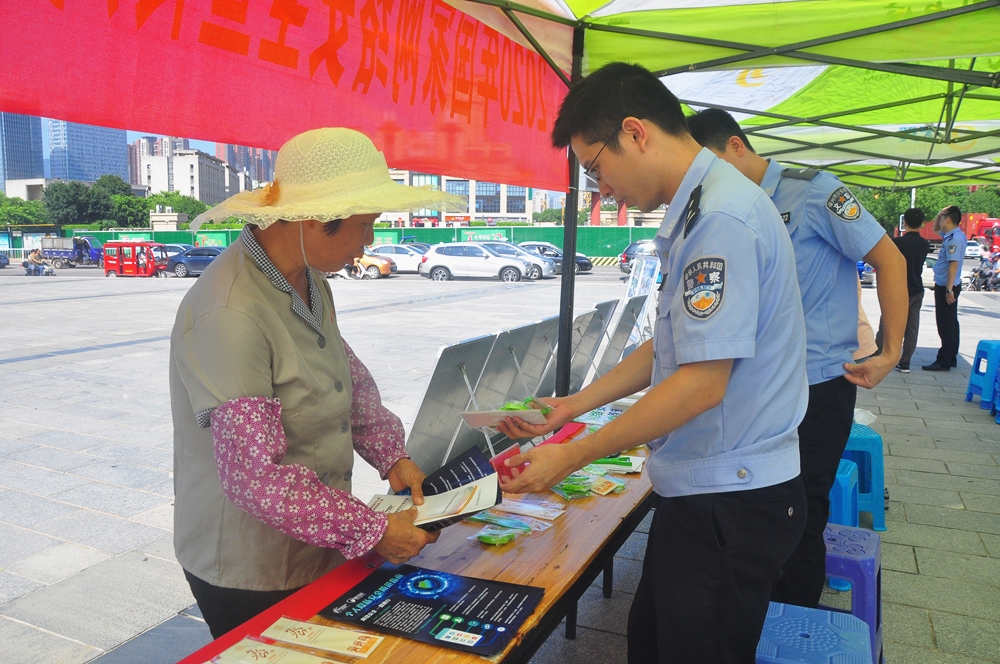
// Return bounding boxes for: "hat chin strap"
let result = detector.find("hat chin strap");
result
[299,222,313,273]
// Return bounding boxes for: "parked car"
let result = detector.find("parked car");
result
[164,243,194,258]
[518,241,593,274]
[369,243,425,273]
[922,256,972,289]
[103,241,170,278]
[168,246,224,277]
[357,248,397,278]
[857,261,875,287]
[0,252,9,269]
[401,237,431,253]
[966,241,983,259]
[617,240,655,273]
[479,241,556,279]
[418,242,528,282]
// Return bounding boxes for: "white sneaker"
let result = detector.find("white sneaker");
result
[896,364,910,373]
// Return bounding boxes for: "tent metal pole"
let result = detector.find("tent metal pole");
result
[945,59,976,142]
[502,8,572,87]
[740,94,947,132]
[555,26,585,398]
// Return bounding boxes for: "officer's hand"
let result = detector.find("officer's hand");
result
[498,442,583,494]
[386,458,426,505]
[946,289,956,305]
[497,397,574,440]
[843,354,895,390]
[374,508,440,564]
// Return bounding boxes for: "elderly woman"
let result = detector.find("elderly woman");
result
[170,128,465,638]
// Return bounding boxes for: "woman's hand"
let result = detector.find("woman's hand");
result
[386,458,426,505]
[496,397,574,440]
[374,508,440,564]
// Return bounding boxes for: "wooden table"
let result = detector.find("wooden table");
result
[179,465,652,664]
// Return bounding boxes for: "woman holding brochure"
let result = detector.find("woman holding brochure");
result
[169,128,466,638]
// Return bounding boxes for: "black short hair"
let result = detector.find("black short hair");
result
[551,62,689,151]
[943,205,962,226]
[902,207,924,229]
[686,108,755,153]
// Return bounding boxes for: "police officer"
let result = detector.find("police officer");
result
[498,63,808,664]
[688,108,908,608]
[923,205,967,371]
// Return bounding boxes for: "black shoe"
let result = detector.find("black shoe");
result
[922,362,950,371]
[896,363,910,373]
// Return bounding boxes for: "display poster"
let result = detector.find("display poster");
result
[319,564,544,655]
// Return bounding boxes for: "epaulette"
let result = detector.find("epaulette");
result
[780,168,819,181]
[682,185,703,239]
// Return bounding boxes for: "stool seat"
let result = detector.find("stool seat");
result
[966,340,1000,410]
[823,525,883,664]
[757,602,872,663]
[844,424,885,531]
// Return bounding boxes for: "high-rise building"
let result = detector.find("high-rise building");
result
[0,113,44,194]
[216,142,277,183]
[49,120,127,183]
[142,149,231,205]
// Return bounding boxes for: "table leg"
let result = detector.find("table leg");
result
[603,560,614,598]
[565,602,577,640]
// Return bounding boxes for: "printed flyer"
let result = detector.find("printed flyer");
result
[319,564,544,655]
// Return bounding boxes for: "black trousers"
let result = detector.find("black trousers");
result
[876,290,924,366]
[627,478,806,664]
[770,376,857,608]
[184,569,303,640]
[934,284,961,367]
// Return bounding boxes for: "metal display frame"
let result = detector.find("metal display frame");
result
[594,295,648,378]
[537,309,595,399]
[568,299,618,394]
[505,315,562,403]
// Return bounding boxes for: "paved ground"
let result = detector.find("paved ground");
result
[1,263,999,663]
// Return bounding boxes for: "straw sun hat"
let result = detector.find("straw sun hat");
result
[190,128,467,232]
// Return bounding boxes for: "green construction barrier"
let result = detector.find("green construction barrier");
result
[116,231,152,241]
[196,231,229,247]
[373,229,402,245]
[460,228,511,242]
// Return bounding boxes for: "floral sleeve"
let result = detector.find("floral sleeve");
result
[211,397,387,560]
[343,341,408,479]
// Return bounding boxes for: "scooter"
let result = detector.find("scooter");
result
[968,258,990,291]
[21,261,56,277]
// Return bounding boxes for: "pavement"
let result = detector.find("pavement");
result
[0,264,999,663]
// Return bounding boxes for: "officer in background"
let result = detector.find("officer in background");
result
[923,205,967,371]
[499,63,808,664]
[688,108,907,608]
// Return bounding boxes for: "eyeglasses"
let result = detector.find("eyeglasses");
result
[583,128,621,183]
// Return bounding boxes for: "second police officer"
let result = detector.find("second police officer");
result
[688,108,908,608]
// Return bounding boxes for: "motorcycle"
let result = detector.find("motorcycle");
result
[21,260,56,277]
[968,258,990,291]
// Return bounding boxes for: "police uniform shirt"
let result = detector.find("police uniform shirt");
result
[759,160,886,385]
[933,228,968,286]
[648,148,808,498]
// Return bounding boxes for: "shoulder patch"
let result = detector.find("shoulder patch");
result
[682,257,726,320]
[826,186,862,222]
[948,244,957,255]
[781,168,819,181]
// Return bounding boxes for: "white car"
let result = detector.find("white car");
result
[923,256,972,289]
[966,241,983,259]
[479,241,556,279]
[418,242,529,282]
[369,243,426,272]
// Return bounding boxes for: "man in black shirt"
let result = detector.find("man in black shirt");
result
[877,208,931,372]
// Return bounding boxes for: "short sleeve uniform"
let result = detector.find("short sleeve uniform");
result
[933,229,967,286]
[647,149,808,497]
[760,161,886,385]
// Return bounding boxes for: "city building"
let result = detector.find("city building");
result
[48,120,128,183]
[128,136,190,184]
[142,149,231,205]
[378,170,533,226]
[216,143,277,183]
[0,113,45,194]
[3,177,76,201]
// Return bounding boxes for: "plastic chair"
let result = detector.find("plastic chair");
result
[991,375,1000,425]
[827,459,859,591]
[822,525,883,664]
[757,602,872,664]
[966,340,1000,410]
[844,424,886,531]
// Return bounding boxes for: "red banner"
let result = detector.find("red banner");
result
[1,0,569,191]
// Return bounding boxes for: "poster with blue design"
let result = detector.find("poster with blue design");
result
[320,564,544,655]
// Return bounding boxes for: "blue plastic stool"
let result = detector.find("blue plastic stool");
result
[823,525,883,664]
[844,424,886,532]
[991,374,1000,425]
[827,459,859,591]
[757,602,872,664]
[966,340,1000,410]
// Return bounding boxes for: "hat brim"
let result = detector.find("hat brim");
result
[191,180,468,232]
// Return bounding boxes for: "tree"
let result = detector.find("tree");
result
[146,191,208,219]
[44,180,92,225]
[532,208,563,224]
[0,193,47,226]
[91,174,133,199]
[854,187,910,233]
[110,194,149,227]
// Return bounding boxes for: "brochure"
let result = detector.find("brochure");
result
[319,564,544,656]
[260,617,383,658]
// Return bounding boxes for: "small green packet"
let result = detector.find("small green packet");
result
[468,512,532,534]
[499,396,552,414]
[470,525,520,546]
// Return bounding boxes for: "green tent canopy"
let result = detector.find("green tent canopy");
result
[449,0,1000,187]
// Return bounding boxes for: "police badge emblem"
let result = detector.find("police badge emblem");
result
[949,244,956,255]
[682,258,726,319]
[826,186,862,221]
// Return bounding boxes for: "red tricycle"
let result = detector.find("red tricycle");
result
[103,241,169,278]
